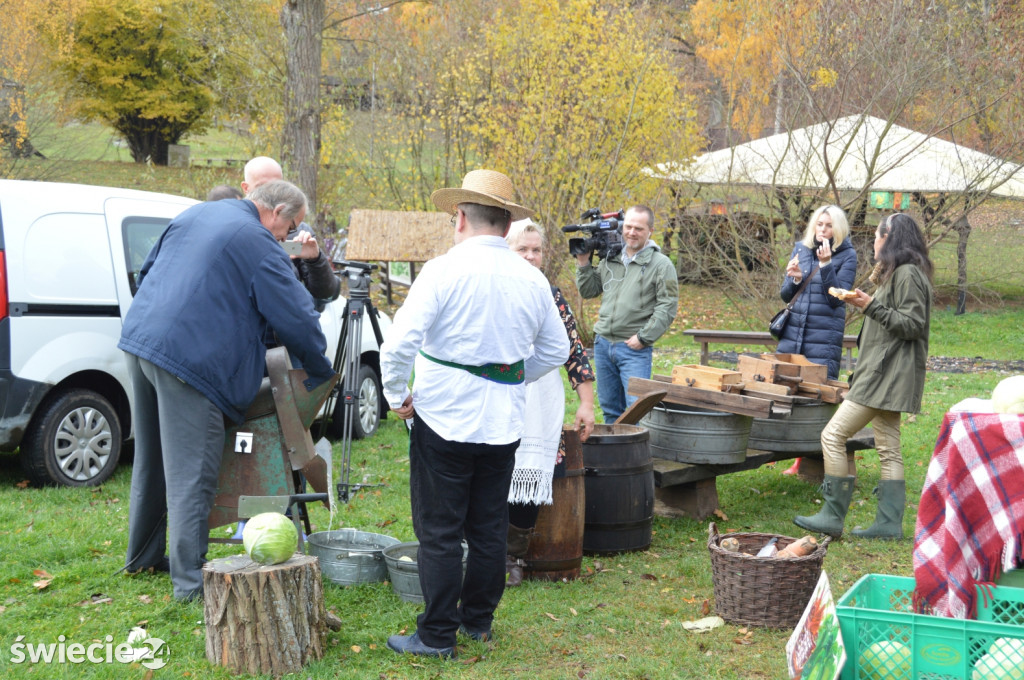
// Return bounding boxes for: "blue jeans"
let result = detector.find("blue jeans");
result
[593,335,653,422]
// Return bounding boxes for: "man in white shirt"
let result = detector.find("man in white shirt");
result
[381,170,569,658]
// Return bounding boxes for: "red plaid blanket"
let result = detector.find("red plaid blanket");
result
[913,411,1024,618]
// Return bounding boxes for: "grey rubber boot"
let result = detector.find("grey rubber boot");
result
[794,475,856,538]
[505,524,532,587]
[852,480,906,540]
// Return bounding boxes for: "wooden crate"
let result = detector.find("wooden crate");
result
[737,355,801,386]
[671,364,743,392]
[760,353,828,386]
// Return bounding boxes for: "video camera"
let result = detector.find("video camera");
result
[562,208,625,260]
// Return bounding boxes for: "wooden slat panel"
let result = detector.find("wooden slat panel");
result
[628,376,776,419]
[345,209,451,262]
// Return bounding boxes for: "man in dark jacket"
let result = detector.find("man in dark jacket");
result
[242,156,340,311]
[119,180,336,600]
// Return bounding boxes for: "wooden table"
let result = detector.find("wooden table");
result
[683,329,859,370]
[652,428,875,520]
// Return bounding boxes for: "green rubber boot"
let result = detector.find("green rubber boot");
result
[794,475,855,538]
[852,480,906,540]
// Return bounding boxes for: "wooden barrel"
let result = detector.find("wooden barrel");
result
[582,423,653,555]
[524,427,585,581]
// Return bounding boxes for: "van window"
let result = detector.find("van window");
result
[123,217,170,296]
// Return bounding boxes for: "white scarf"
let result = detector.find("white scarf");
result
[507,368,565,505]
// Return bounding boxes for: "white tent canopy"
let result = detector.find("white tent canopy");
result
[648,115,1024,199]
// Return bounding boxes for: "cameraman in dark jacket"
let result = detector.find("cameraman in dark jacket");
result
[575,205,677,422]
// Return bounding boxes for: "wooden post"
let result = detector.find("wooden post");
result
[203,554,327,676]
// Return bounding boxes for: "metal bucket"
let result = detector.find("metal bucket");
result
[582,423,654,555]
[641,404,752,464]
[382,541,468,604]
[747,403,838,453]
[307,529,400,586]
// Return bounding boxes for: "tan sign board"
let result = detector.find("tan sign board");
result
[345,209,450,263]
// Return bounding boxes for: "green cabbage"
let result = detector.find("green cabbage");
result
[991,376,1024,414]
[973,637,1024,680]
[242,512,298,565]
[859,641,911,680]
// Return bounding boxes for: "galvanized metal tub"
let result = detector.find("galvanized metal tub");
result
[641,404,752,464]
[747,403,838,453]
[382,541,468,604]
[307,529,400,586]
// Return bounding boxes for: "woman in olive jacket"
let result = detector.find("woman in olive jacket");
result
[794,213,933,539]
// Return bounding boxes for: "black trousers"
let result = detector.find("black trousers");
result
[409,415,518,648]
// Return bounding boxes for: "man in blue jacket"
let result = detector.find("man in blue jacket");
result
[119,180,336,600]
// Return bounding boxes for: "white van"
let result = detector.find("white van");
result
[0,180,389,487]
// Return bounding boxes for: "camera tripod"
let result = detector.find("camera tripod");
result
[320,260,385,503]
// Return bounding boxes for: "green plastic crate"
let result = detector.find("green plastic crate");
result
[976,582,1024,626]
[836,574,1024,680]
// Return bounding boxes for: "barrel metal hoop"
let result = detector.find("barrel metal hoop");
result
[583,463,654,477]
[525,557,583,571]
[584,516,654,531]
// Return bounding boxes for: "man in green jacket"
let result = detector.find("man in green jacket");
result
[575,205,678,422]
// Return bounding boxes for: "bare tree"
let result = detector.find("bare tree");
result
[281,0,325,225]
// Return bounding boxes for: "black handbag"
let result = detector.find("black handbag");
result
[769,265,819,340]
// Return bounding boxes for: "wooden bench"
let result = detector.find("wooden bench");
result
[652,428,875,520]
[682,329,858,370]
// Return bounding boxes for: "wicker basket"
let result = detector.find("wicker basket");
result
[707,522,830,628]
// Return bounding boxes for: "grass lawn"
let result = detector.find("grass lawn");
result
[0,340,1014,679]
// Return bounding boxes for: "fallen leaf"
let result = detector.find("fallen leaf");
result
[16,479,29,489]
[681,616,725,633]
[605,627,617,634]
[701,599,711,616]
[713,509,729,521]
[139,594,153,604]
[544,612,560,621]
[33,579,51,590]
[660,587,673,594]
[569,607,578,616]
[351,645,361,653]
[641,573,658,581]
[459,655,483,664]
[33,569,53,579]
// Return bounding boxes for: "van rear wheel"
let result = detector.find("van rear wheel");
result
[327,364,381,440]
[22,388,122,487]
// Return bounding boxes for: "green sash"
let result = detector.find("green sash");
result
[419,350,525,385]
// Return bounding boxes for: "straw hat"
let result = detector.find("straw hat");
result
[431,169,535,221]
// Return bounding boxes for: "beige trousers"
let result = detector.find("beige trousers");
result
[821,399,903,480]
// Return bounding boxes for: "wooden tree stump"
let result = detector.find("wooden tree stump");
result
[203,553,326,676]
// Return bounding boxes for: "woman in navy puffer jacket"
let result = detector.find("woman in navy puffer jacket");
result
[777,204,858,381]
